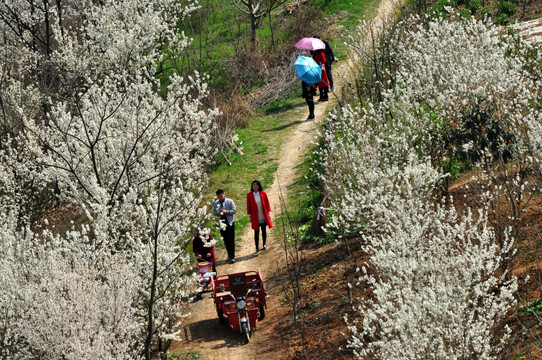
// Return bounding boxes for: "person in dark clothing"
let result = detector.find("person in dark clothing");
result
[193,231,217,273]
[314,35,336,91]
[301,81,316,120]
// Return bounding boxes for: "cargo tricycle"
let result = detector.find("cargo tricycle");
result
[211,269,266,343]
[195,258,216,299]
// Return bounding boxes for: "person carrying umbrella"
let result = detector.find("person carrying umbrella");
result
[313,35,335,91]
[311,48,329,102]
[293,54,321,120]
[294,37,329,103]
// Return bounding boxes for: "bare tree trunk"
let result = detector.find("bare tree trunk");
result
[250,12,257,47]
[268,7,275,52]
[145,177,164,360]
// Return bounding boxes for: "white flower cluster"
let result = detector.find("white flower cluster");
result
[319,17,536,358]
[347,198,517,359]
[391,18,542,162]
[0,0,216,358]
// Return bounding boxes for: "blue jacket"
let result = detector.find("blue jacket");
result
[213,198,236,226]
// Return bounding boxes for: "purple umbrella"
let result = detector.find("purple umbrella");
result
[294,37,325,51]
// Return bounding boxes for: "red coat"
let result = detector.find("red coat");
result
[246,191,273,230]
[312,50,329,88]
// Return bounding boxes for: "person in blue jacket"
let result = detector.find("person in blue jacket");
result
[213,189,237,263]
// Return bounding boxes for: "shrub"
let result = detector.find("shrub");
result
[468,0,482,13]
[480,5,494,17]
[459,8,473,18]
[498,0,517,16]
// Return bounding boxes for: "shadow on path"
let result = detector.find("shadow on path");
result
[215,253,262,269]
[262,120,303,133]
[182,317,251,350]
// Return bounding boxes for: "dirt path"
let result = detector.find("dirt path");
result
[169,2,398,359]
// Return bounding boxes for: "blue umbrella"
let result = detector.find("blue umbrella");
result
[293,56,322,86]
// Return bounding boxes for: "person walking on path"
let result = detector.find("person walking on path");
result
[314,35,336,91]
[213,189,237,263]
[301,81,316,120]
[246,180,273,254]
[311,49,329,102]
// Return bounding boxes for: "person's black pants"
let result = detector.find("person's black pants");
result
[325,64,333,90]
[220,222,235,259]
[254,222,267,250]
[319,86,328,101]
[305,98,314,117]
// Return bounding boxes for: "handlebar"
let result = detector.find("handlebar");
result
[221,278,259,300]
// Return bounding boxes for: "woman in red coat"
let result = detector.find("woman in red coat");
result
[247,180,273,254]
[311,49,329,102]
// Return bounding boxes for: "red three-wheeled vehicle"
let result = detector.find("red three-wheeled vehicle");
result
[211,269,266,343]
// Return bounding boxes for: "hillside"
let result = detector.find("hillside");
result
[171,2,542,360]
[0,0,541,359]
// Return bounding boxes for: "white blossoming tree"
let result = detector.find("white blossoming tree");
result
[319,16,540,359]
[348,196,517,359]
[0,0,218,358]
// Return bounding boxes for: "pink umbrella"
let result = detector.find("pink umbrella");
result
[294,37,325,51]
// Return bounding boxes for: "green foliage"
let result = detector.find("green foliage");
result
[498,0,517,16]
[518,298,542,316]
[479,5,493,17]
[495,13,509,25]
[428,0,455,18]
[467,0,482,13]
[448,159,461,179]
[171,350,201,360]
[459,8,472,19]
[494,0,517,23]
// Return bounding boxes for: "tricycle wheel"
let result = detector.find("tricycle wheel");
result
[258,306,265,321]
[241,322,250,343]
[218,310,226,326]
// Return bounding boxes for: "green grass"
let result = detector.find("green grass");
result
[314,0,381,27]
[169,350,201,360]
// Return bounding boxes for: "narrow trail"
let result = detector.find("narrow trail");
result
[169,2,398,358]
